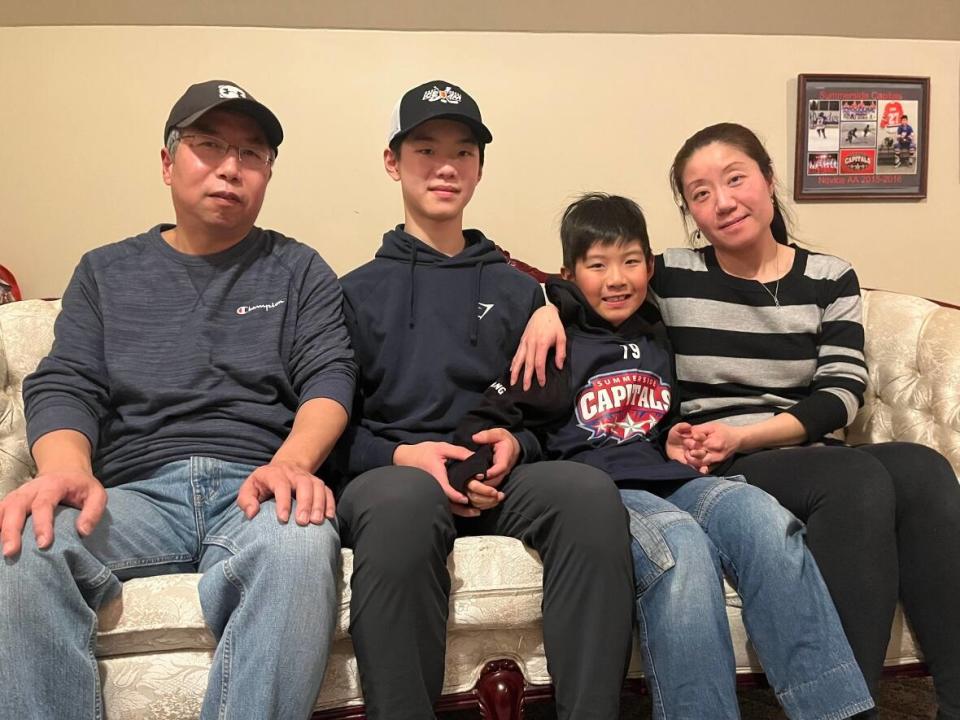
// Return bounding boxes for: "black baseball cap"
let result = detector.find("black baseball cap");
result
[164,80,283,153]
[387,80,493,147]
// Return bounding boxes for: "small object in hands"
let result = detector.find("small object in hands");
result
[447,445,494,496]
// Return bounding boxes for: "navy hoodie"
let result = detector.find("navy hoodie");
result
[335,226,544,478]
[453,278,702,493]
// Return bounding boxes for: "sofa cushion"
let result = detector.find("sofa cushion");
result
[96,536,554,657]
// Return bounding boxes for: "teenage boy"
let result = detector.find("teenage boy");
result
[0,80,354,720]
[452,194,874,719]
[334,82,634,720]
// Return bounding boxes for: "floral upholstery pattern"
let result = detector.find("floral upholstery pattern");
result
[2,290,954,718]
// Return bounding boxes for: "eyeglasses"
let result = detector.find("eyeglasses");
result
[179,133,275,171]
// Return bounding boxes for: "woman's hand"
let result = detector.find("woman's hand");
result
[680,422,743,470]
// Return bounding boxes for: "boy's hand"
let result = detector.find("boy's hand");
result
[393,442,475,512]
[470,428,521,487]
[510,305,566,390]
[465,479,504,511]
[666,423,708,472]
[679,422,743,471]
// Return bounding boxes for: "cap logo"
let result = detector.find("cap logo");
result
[218,84,247,100]
[422,86,461,105]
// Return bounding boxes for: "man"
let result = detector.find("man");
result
[0,80,356,720]
[333,80,633,720]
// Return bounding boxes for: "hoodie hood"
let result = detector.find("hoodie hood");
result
[376,225,507,343]
[376,225,506,266]
[546,277,658,340]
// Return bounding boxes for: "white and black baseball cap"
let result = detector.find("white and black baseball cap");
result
[387,80,493,147]
[164,80,284,152]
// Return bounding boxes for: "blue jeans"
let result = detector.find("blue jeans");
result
[0,458,340,720]
[622,476,874,720]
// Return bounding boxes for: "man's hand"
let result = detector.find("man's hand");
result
[0,469,107,557]
[236,462,335,525]
[242,398,349,525]
[510,304,566,390]
[393,442,475,514]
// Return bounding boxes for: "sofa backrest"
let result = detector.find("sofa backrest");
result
[0,299,61,496]
[847,290,960,476]
[1,292,958,498]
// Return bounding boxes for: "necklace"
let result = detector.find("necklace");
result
[757,250,781,308]
[758,277,781,308]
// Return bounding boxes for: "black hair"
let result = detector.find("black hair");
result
[669,122,791,245]
[560,193,651,269]
[389,127,486,167]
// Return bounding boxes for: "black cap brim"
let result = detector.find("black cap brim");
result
[168,98,283,152]
[391,114,493,147]
[424,114,493,145]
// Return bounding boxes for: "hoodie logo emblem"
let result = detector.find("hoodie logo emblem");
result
[218,84,247,99]
[423,86,462,105]
[477,302,494,319]
[236,299,285,315]
[575,370,670,444]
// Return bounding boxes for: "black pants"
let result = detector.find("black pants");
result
[336,461,634,720]
[726,442,960,719]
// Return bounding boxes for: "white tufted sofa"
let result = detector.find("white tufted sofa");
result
[1,290,958,719]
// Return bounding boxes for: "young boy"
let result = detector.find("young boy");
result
[333,83,634,720]
[452,194,874,719]
[895,113,915,167]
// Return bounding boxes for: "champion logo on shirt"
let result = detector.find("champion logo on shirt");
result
[575,370,671,443]
[236,299,285,315]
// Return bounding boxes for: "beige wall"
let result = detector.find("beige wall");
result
[4,0,960,40]
[1,26,959,302]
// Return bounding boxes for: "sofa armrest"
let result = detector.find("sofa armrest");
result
[847,290,960,478]
[0,299,61,498]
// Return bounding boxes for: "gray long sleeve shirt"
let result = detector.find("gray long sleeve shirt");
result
[24,225,356,486]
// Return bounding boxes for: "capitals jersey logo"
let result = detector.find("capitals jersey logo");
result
[575,370,670,443]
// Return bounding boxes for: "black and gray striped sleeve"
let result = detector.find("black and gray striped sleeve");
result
[784,254,867,439]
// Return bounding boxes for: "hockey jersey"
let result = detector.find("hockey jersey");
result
[452,278,702,492]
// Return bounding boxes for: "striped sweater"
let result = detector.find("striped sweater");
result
[647,244,868,442]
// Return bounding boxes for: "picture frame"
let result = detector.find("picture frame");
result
[794,74,929,201]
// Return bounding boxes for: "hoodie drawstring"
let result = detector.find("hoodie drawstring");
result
[408,243,418,329]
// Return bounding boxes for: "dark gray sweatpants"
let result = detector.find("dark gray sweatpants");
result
[336,460,634,720]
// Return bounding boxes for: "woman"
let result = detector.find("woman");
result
[514,123,960,718]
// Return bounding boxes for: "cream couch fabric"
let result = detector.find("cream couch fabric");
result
[1,291,958,718]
